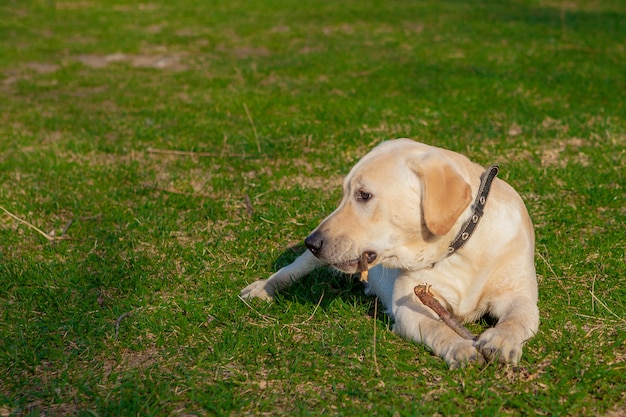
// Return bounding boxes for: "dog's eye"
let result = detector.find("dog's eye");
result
[356,190,372,202]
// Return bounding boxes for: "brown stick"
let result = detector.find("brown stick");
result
[358,252,369,282]
[114,311,132,340]
[414,284,477,341]
[243,194,254,217]
[0,205,66,242]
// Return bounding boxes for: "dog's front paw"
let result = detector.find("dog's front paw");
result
[475,328,523,365]
[443,340,485,369]
[240,280,276,301]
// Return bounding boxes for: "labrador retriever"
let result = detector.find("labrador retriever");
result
[241,139,539,368]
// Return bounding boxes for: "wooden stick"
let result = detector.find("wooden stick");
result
[243,194,254,217]
[114,311,132,340]
[358,252,369,282]
[414,284,477,341]
[0,205,65,242]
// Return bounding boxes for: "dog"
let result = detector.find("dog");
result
[241,139,539,368]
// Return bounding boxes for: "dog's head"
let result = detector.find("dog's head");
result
[304,139,472,273]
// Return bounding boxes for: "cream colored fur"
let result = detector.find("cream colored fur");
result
[241,139,539,368]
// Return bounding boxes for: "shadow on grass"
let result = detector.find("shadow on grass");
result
[268,243,382,317]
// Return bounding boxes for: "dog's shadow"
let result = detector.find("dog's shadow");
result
[270,244,382,318]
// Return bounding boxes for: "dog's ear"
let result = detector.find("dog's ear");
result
[408,153,472,236]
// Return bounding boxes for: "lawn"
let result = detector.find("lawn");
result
[0,0,625,415]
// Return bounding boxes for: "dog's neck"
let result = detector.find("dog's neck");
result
[446,165,500,257]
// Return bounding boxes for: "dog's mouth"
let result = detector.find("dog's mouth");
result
[332,251,377,274]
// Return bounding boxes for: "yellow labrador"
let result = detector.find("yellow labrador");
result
[241,139,538,368]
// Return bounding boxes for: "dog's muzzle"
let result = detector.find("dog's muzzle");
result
[305,231,377,266]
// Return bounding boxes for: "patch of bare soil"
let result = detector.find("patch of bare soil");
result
[539,137,589,167]
[55,1,93,9]
[102,346,161,375]
[25,62,59,73]
[215,44,270,59]
[601,398,626,417]
[112,3,158,12]
[2,62,60,88]
[75,53,188,71]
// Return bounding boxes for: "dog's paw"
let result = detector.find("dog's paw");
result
[240,280,275,301]
[443,340,485,369]
[475,328,523,365]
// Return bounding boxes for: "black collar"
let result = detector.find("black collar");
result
[447,165,499,257]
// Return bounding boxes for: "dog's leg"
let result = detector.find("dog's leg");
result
[240,250,324,301]
[391,277,484,369]
[393,301,484,369]
[474,296,539,365]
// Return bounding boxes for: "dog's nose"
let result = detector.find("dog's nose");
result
[304,232,323,256]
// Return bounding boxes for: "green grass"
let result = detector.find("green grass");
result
[0,0,624,415]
